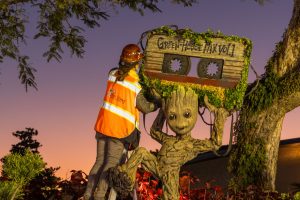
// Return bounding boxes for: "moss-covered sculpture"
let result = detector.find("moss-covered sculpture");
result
[108,86,229,200]
[140,26,252,111]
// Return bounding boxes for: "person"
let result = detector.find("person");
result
[83,44,157,200]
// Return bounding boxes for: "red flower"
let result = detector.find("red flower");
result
[143,171,152,180]
[213,185,222,193]
[150,179,159,188]
[179,193,189,200]
[156,188,163,196]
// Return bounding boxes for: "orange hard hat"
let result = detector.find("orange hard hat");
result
[120,44,143,64]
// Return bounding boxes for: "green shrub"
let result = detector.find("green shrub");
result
[0,148,45,199]
[0,181,23,200]
[294,192,300,200]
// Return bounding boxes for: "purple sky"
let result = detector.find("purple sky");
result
[0,0,298,178]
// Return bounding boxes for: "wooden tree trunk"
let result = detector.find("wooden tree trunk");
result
[229,0,300,191]
[263,116,283,190]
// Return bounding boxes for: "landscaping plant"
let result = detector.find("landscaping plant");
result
[0,149,44,200]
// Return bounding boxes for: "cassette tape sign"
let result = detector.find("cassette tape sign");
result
[143,34,248,88]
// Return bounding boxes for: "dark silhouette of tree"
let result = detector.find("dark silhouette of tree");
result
[10,127,41,155]
[1,127,41,173]
[0,0,197,90]
[23,167,61,200]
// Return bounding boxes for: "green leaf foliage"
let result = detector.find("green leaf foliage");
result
[0,0,198,90]
[1,149,45,199]
[1,128,62,199]
[228,136,266,190]
[2,148,45,185]
[294,192,300,200]
[0,181,23,200]
[243,39,300,114]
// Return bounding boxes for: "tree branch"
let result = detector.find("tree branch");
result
[278,64,300,112]
[266,0,300,76]
[281,91,300,113]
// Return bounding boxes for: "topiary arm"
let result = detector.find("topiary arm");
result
[136,90,158,114]
[193,138,218,153]
[150,108,169,143]
[204,95,230,148]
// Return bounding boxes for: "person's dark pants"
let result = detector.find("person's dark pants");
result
[84,133,125,200]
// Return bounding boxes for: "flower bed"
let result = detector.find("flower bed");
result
[133,168,300,200]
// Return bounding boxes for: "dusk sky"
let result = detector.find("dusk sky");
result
[1,0,299,178]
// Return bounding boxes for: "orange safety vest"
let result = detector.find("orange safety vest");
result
[94,69,141,139]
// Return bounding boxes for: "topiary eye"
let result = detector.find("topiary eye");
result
[184,112,191,118]
[169,114,176,120]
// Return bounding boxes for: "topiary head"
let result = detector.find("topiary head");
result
[163,85,198,136]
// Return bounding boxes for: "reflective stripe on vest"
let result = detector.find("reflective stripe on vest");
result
[94,70,141,138]
[107,75,140,93]
[102,101,135,125]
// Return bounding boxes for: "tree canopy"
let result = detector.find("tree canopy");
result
[0,0,198,90]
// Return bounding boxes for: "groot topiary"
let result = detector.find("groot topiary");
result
[108,85,229,200]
